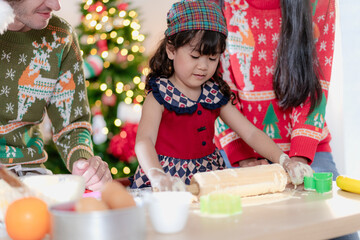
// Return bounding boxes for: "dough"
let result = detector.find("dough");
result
[241,190,296,207]
[190,164,289,198]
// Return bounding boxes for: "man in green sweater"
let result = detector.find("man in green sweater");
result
[0,0,112,191]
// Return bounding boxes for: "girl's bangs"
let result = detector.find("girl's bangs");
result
[195,31,226,55]
[170,30,226,55]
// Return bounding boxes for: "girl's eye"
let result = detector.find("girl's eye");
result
[209,57,218,61]
[191,55,200,59]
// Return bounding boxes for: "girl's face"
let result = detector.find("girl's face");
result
[8,0,61,32]
[166,35,220,91]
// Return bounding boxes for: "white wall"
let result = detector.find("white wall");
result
[338,0,360,178]
[57,0,359,178]
[326,0,344,175]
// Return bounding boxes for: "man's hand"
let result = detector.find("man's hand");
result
[239,158,270,167]
[72,156,112,191]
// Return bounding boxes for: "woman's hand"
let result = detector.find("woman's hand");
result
[72,156,113,191]
[238,158,269,167]
[279,154,313,185]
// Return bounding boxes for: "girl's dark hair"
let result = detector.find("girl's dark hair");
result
[146,30,234,100]
[274,0,323,114]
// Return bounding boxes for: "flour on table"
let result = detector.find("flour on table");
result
[241,190,297,207]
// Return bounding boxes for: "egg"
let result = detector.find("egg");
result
[101,180,136,209]
[75,197,109,212]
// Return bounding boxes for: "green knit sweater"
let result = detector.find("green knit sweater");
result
[0,15,94,171]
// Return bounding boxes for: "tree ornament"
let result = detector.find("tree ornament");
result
[117,102,142,123]
[92,112,107,145]
[88,2,107,14]
[108,122,138,163]
[117,3,128,11]
[116,52,127,63]
[101,92,117,107]
[97,39,108,54]
[83,55,104,79]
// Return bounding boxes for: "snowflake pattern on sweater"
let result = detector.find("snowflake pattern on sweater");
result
[0,16,93,170]
[215,0,335,165]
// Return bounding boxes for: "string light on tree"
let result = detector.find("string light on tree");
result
[76,0,148,178]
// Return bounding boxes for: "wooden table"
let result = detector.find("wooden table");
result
[147,183,360,240]
[1,183,359,240]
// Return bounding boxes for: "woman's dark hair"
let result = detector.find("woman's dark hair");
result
[146,30,234,100]
[274,0,324,114]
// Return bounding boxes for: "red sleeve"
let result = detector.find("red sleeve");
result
[288,0,336,163]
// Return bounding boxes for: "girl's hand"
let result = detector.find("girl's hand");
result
[279,154,313,185]
[239,158,269,167]
[147,168,185,192]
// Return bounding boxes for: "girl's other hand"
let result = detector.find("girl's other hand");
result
[239,158,269,167]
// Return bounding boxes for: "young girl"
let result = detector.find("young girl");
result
[130,0,312,191]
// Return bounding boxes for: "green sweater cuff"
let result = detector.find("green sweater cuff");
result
[67,148,94,172]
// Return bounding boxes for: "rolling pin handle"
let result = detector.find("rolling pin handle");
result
[186,182,200,195]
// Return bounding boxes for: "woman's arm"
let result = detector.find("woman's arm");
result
[288,0,336,162]
[239,158,269,167]
[215,49,257,166]
[220,102,283,164]
[220,102,313,185]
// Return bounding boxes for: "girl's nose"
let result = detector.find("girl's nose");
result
[197,57,208,70]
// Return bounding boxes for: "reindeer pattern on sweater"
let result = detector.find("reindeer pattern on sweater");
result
[0,16,93,170]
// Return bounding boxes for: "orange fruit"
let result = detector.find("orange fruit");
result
[5,197,50,240]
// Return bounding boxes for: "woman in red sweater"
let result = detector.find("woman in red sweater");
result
[216,0,335,171]
[215,1,358,238]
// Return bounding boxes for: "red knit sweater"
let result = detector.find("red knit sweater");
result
[215,0,336,166]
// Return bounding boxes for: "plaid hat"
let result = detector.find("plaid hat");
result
[165,0,227,37]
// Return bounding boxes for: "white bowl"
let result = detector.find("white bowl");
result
[148,191,193,234]
[21,174,85,205]
[0,174,85,222]
[0,180,24,221]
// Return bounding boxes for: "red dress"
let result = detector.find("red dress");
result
[130,77,229,188]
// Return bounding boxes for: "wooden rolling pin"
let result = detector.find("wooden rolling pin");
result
[0,164,24,188]
[0,164,30,195]
[187,164,289,198]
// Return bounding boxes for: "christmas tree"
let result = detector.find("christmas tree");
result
[45,0,148,178]
[262,103,281,139]
[305,92,326,130]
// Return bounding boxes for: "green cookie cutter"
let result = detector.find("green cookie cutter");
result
[200,193,242,216]
[304,172,333,193]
